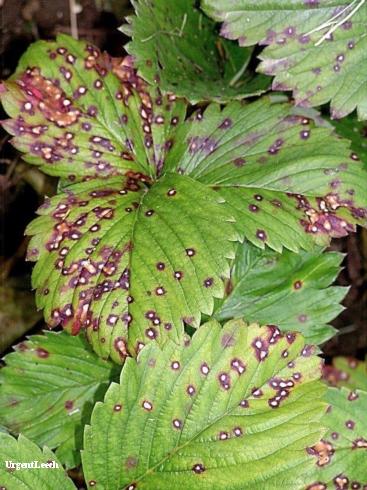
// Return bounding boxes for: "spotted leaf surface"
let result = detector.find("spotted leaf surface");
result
[26,174,236,362]
[122,0,269,103]
[2,36,367,363]
[216,243,345,344]
[305,387,367,489]
[323,357,367,391]
[0,33,185,180]
[0,433,76,489]
[165,99,367,251]
[331,114,367,168]
[0,331,118,468]
[82,319,326,490]
[202,0,367,119]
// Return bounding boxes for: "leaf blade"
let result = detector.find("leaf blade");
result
[0,331,118,468]
[202,0,367,119]
[82,319,326,489]
[305,387,367,489]
[0,433,76,489]
[26,174,236,361]
[0,34,185,180]
[216,243,345,344]
[123,0,270,103]
[165,98,367,251]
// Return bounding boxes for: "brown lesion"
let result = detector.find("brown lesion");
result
[17,67,80,127]
[307,439,334,466]
[322,364,349,387]
[306,484,327,490]
[125,456,138,470]
[352,437,367,449]
[289,191,367,238]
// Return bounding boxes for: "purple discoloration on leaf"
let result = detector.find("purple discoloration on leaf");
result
[188,136,218,155]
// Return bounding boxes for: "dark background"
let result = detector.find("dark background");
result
[0,0,366,359]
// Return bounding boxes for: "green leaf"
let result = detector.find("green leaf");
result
[202,0,367,119]
[2,34,367,361]
[0,331,118,468]
[82,319,326,489]
[331,114,367,168]
[305,387,367,489]
[0,433,76,489]
[216,243,345,344]
[323,357,367,391]
[122,0,270,103]
[0,33,186,180]
[165,99,367,251]
[26,175,236,362]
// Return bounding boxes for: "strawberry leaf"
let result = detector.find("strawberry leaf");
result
[2,35,367,361]
[216,243,345,344]
[0,331,118,468]
[202,0,367,119]
[26,175,236,361]
[0,433,76,489]
[306,387,367,489]
[331,114,367,168]
[122,0,270,103]
[1,33,186,180]
[165,99,367,251]
[323,357,367,391]
[82,319,326,490]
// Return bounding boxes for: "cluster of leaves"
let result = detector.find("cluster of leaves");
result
[0,0,367,489]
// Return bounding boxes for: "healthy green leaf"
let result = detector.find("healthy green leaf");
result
[0,331,118,468]
[82,319,326,490]
[2,35,367,361]
[323,357,367,391]
[216,243,345,344]
[122,0,269,103]
[305,387,367,489]
[202,0,367,119]
[0,433,76,489]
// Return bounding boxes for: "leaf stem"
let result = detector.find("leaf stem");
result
[141,14,187,43]
[229,58,250,87]
[69,0,79,40]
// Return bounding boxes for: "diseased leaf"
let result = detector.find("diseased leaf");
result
[0,433,76,489]
[82,319,326,490]
[165,99,367,251]
[305,387,367,489]
[331,114,367,168]
[216,243,345,344]
[26,175,236,362]
[2,35,367,361]
[122,0,270,103]
[0,33,186,179]
[323,357,367,391]
[202,0,367,119]
[0,331,118,468]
